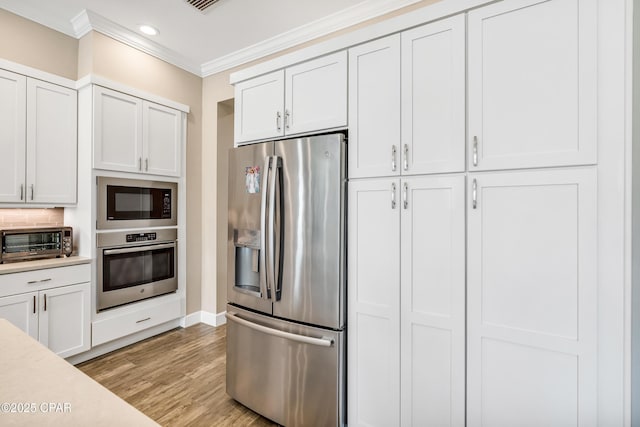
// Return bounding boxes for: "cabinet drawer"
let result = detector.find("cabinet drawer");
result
[92,297,182,346]
[0,264,91,297]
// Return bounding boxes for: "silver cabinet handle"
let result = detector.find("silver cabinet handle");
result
[226,312,334,347]
[276,111,282,131]
[136,317,151,324]
[139,157,142,171]
[391,182,397,209]
[145,158,149,171]
[20,184,23,201]
[473,136,478,167]
[391,145,397,172]
[30,184,34,201]
[403,144,409,171]
[403,182,408,209]
[284,109,290,130]
[27,278,52,285]
[472,178,478,209]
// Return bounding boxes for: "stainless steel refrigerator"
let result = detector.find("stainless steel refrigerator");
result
[226,133,346,427]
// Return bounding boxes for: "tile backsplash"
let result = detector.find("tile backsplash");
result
[0,208,64,228]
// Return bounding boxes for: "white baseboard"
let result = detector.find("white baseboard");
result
[181,310,227,328]
[216,311,227,326]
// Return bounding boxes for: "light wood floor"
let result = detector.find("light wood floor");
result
[78,323,278,427]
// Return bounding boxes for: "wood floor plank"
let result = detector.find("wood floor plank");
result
[78,324,278,427]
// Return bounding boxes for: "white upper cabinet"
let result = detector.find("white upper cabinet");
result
[348,35,401,179]
[401,15,465,175]
[348,15,465,178]
[234,70,285,143]
[93,86,143,173]
[0,69,26,203]
[284,51,347,136]
[0,70,77,205]
[93,85,183,177]
[467,168,597,426]
[467,0,597,171]
[234,51,347,144]
[26,79,78,204]
[143,101,182,176]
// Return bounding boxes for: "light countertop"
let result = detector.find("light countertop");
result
[0,319,159,426]
[0,256,92,275]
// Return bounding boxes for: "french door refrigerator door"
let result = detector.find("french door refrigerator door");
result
[273,134,346,330]
[226,304,344,427]
[227,141,273,315]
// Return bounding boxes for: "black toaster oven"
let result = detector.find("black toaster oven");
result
[0,227,73,263]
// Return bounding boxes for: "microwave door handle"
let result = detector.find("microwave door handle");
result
[260,156,272,300]
[102,242,176,256]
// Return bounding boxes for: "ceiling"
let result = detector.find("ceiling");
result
[0,0,421,76]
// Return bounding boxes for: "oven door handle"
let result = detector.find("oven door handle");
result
[102,242,176,256]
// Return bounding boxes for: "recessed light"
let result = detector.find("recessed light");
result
[139,25,159,36]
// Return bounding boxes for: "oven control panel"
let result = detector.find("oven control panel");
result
[126,232,157,243]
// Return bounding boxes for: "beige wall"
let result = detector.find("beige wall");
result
[0,9,78,80]
[77,32,204,315]
[204,0,442,316]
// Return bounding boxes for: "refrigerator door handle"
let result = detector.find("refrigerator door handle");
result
[226,312,334,347]
[268,155,281,301]
[260,156,272,299]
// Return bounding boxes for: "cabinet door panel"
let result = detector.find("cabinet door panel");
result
[468,0,597,170]
[0,70,26,203]
[26,79,77,204]
[143,101,181,176]
[348,178,400,427]
[401,15,465,175]
[348,35,400,179]
[285,51,347,135]
[93,86,143,172]
[467,168,597,426]
[39,283,90,358]
[234,70,284,143]
[0,292,38,339]
[400,175,465,426]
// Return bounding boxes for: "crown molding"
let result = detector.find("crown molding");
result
[71,9,202,76]
[200,0,424,77]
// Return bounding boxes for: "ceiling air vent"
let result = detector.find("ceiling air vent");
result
[184,0,220,12]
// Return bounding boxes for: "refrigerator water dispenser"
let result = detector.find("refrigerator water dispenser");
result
[233,229,260,293]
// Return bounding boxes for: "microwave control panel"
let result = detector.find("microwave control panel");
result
[126,232,157,243]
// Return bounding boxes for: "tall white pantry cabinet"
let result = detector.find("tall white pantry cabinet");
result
[347,0,632,426]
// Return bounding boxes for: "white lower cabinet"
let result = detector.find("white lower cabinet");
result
[0,265,91,359]
[466,168,597,426]
[39,283,91,358]
[348,175,465,426]
[0,292,38,339]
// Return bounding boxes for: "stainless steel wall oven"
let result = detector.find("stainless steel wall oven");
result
[97,229,177,311]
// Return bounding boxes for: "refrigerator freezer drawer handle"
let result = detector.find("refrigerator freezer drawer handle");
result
[226,313,334,347]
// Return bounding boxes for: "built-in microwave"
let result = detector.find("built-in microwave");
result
[97,177,177,230]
